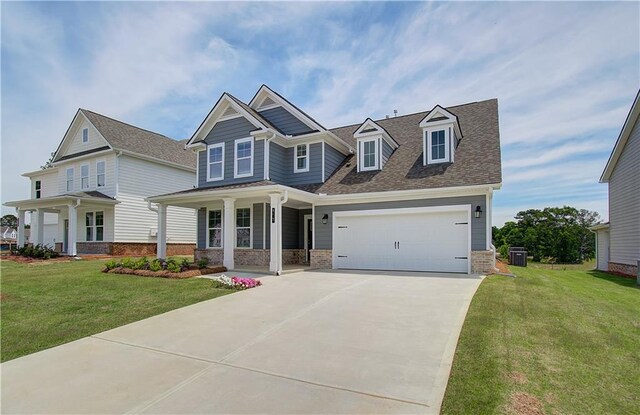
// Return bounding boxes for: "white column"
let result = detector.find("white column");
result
[269,193,282,275]
[68,204,77,256]
[223,198,235,270]
[156,204,167,259]
[16,209,25,247]
[34,209,45,246]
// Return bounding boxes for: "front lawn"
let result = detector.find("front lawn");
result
[442,266,639,414]
[0,258,233,362]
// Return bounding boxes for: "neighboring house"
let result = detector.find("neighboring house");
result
[2,226,17,240]
[592,90,640,277]
[149,85,502,275]
[4,110,197,256]
[1,226,18,251]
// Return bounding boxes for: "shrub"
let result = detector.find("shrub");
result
[180,258,190,270]
[104,259,118,271]
[166,261,182,273]
[120,257,136,269]
[197,258,209,269]
[149,259,163,272]
[134,257,150,270]
[14,244,59,259]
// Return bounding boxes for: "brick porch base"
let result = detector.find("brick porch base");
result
[76,242,195,256]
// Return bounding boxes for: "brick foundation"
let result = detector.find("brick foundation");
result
[76,242,195,256]
[194,248,307,267]
[283,249,306,265]
[471,250,497,274]
[608,262,639,278]
[194,249,224,265]
[77,242,112,255]
[310,249,333,269]
[235,249,270,266]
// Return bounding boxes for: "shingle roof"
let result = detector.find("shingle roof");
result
[314,98,501,194]
[79,110,196,168]
[154,180,278,198]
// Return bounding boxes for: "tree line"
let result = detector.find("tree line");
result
[493,206,600,263]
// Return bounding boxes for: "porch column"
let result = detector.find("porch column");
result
[156,204,167,259]
[34,209,45,245]
[67,204,77,256]
[223,198,235,270]
[16,209,25,247]
[269,193,282,275]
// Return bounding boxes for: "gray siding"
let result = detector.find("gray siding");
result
[198,117,264,188]
[298,209,312,249]
[253,203,264,249]
[269,142,323,185]
[324,143,345,180]
[314,195,487,250]
[265,203,271,249]
[282,207,299,249]
[259,107,314,136]
[609,116,640,265]
[382,140,393,168]
[197,208,206,249]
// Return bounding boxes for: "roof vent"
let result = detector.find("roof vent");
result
[393,109,398,117]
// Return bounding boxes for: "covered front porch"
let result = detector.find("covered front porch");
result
[149,184,316,275]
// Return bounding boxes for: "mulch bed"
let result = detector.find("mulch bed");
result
[105,265,227,279]
[495,259,511,274]
[1,255,72,264]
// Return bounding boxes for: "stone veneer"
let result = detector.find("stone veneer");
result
[471,250,497,274]
[608,261,639,279]
[194,248,307,267]
[310,249,333,269]
[76,242,195,256]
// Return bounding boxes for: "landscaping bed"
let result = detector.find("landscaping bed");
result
[102,256,225,279]
[106,265,226,279]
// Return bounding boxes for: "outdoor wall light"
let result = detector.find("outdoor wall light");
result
[322,214,329,224]
[475,206,483,219]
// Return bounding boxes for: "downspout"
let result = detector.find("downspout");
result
[264,132,276,180]
[147,201,158,213]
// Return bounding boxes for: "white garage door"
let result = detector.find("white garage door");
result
[333,207,470,273]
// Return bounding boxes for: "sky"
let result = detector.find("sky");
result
[1,1,639,226]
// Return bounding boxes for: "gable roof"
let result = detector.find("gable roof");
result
[353,117,399,148]
[600,89,640,182]
[79,110,196,168]
[249,84,327,132]
[312,99,501,195]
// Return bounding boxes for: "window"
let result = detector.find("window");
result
[85,211,104,241]
[207,143,224,181]
[82,128,88,143]
[236,208,251,248]
[425,128,450,164]
[294,144,309,173]
[81,164,89,189]
[66,168,74,192]
[431,130,446,160]
[234,138,253,178]
[35,180,41,199]
[359,138,379,171]
[96,161,106,187]
[208,210,222,248]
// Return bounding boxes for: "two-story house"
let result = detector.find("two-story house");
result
[4,109,197,256]
[149,85,502,275]
[592,90,640,277]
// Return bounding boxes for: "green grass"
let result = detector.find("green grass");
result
[527,258,596,271]
[442,266,639,414]
[0,258,233,362]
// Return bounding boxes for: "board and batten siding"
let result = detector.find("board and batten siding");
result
[609,116,640,266]
[258,107,314,136]
[59,117,110,159]
[324,143,346,180]
[269,142,322,185]
[314,195,487,251]
[115,155,196,243]
[197,116,264,188]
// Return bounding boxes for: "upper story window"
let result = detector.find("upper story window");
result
[207,143,225,181]
[294,144,309,173]
[208,209,222,248]
[82,128,89,143]
[429,130,448,162]
[236,207,251,248]
[358,138,379,171]
[35,180,41,199]
[81,164,90,189]
[96,161,106,187]
[420,105,461,165]
[234,137,253,178]
[66,168,74,192]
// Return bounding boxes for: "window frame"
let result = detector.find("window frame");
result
[293,143,309,173]
[234,137,254,178]
[80,164,90,189]
[85,211,104,242]
[82,128,89,143]
[358,138,379,172]
[207,209,223,249]
[66,167,74,192]
[96,160,106,188]
[35,180,41,199]
[425,127,450,164]
[206,143,225,182]
[235,206,252,249]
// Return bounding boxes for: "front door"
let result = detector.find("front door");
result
[63,220,69,254]
[304,215,313,263]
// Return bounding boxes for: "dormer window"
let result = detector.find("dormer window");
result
[426,128,450,164]
[359,138,379,171]
[419,105,462,166]
[82,128,88,143]
[353,118,398,172]
[294,144,309,173]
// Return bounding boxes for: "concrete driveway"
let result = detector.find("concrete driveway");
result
[1,270,482,414]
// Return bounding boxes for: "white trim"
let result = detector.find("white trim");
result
[425,128,450,164]
[321,142,326,182]
[303,214,312,262]
[217,113,243,122]
[263,203,267,249]
[358,137,379,171]
[195,149,201,186]
[249,85,325,133]
[234,137,254,178]
[600,90,640,182]
[234,205,253,249]
[353,118,399,150]
[206,208,223,249]
[84,210,105,242]
[80,163,90,190]
[486,189,492,250]
[293,143,310,173]
[206,142,225,182]
[331,205,472,274]
[311,204,316,250]
[96,159,106,188]
[66,167,74,192]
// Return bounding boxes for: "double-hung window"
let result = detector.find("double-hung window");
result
[207,143,224,181]
[208,210,222,248]
[234,138,253,178]
[66,168,74,192]
[96,161,106,187]
[359,139,379,171]
[236,208,251,248]
[35,180,41,199]
[86,211,104,241]
[82,128,88,143]
[426,129,449,163]
[294,144,309,173]
[81,164,89,189]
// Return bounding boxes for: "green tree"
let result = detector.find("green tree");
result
[1,214,18,229]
